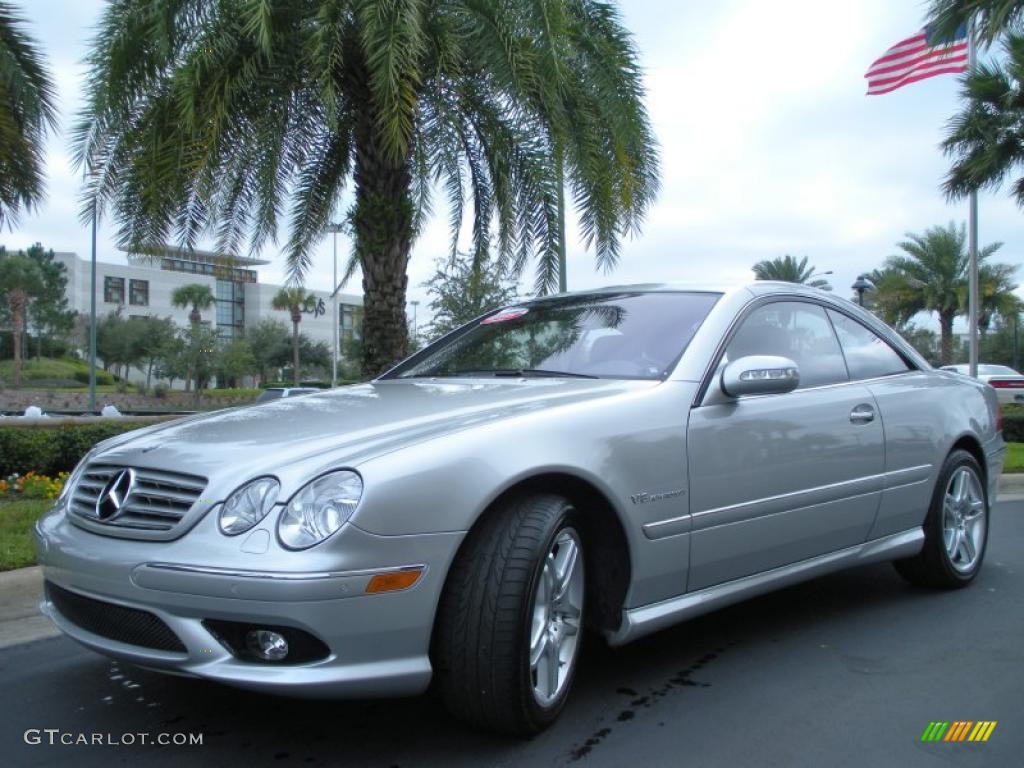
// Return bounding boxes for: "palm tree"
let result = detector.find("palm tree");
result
[74,1,658,377]
[751,255,832,290]
[170,283,215,391]
[0,252,42,386]
[880,222,1013,364]
[272,288,314,386]
[928,1,1024,46]
[171,284,215,330]
[0,2,57,227]
[941,34,1024,208]
[977,260,1022,337]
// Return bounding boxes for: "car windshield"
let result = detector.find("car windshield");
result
[255,389,285,403]
[389,291,721,380]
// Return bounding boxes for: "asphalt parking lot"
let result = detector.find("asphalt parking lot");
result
[2,502,1022,768]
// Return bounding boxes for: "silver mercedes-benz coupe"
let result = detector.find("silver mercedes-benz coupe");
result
[35,282,1004,734]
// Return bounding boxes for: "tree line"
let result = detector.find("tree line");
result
[752,221,1020,367]
[0,0,658,379]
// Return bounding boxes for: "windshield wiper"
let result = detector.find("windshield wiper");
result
[442,368,599,379]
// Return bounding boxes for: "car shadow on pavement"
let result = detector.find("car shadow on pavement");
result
[14,560,976,768]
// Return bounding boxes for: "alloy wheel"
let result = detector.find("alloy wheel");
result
[528,527,584,706]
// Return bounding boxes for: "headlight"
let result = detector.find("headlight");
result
[277,470,363,550]
[219,477,280,535]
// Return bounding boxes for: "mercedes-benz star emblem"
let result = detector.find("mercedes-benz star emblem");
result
[95,469,135,521]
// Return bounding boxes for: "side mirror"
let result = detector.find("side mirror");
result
[721,355,800,398]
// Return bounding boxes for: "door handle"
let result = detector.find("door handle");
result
[850,404,875,424]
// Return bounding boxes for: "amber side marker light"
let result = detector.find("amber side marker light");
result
[365,568,424,594]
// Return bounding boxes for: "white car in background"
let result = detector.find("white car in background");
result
[941,364,1024,406]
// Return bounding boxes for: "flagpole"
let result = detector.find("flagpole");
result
[968,20,980,378]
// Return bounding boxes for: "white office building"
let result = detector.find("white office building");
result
[54,246,363,353]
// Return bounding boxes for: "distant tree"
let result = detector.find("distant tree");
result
[132,316,178,391]
[976,260,1022,339]
[751,255,832,290]
[21,243,74,356]
[170,283,215,391]
[272,288,314,386]
[0,2,57,227]
[423,252,520,340]
[170,325,219,403]
[215,335,256,388]
[895,323,941,366]
[880,222,1012,364]
[0,252,42,385]
[95,311,139,378]
[246,319,292,385]
[170,283,215,329]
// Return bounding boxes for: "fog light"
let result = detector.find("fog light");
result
[245,629,289,661]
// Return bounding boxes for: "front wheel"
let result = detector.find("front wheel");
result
[894,449,988,588]
[433,494,585,735]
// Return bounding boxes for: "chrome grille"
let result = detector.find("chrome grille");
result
[69,464,207,533]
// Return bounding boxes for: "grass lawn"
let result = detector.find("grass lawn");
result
[1004,443,1024,473]
[0,498,50,571]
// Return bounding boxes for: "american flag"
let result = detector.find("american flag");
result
[865,25,968,95]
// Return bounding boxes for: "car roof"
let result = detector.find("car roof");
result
[525,281,842,301]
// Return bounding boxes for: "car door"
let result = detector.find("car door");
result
[685,300,885,591]
[825,309,939,539]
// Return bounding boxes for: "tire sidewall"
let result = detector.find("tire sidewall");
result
[929,451,989,584]
[519,502,584,728]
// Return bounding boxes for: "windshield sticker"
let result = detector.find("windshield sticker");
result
[481,307,529,325]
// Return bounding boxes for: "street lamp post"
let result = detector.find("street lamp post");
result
[410,301,419,340]
[851,275,873,307]
[325,222,344,387]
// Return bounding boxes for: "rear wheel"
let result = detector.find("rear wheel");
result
[433,493,585,735]
[894,450,988,588]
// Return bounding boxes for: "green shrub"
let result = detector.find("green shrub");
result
[1002,405,1024,443]
[72,369,115,386]
[0,418,173,476]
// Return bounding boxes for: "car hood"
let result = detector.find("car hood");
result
[92,378,656,489]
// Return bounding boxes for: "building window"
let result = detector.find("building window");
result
[129,279,149,306]
[103,276,125,304]
[340,304,362,343]
[216,280,245,338]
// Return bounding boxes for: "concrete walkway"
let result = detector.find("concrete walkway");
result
[0,566,58,650]
[3,476,1023,650]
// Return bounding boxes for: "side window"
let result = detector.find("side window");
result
[827,310,910,380]
[725,301,848,389]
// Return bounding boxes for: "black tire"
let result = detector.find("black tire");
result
[893,449,989,588]
[433,493,584,736]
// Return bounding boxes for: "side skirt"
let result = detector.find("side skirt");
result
[606,528,923,646]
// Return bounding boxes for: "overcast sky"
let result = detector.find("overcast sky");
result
[5,0,1022,331]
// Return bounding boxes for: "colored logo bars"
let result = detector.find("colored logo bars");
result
[921,721,997,742]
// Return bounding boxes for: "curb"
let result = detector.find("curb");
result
[998,474,1024,502]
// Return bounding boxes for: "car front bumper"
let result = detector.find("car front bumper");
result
[34,505,464,698]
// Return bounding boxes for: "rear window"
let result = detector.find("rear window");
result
[389,292,721,381]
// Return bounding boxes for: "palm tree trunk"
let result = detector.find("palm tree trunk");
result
[351,85,413,378]
[10,290,25,387]
[939,312,955,366]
